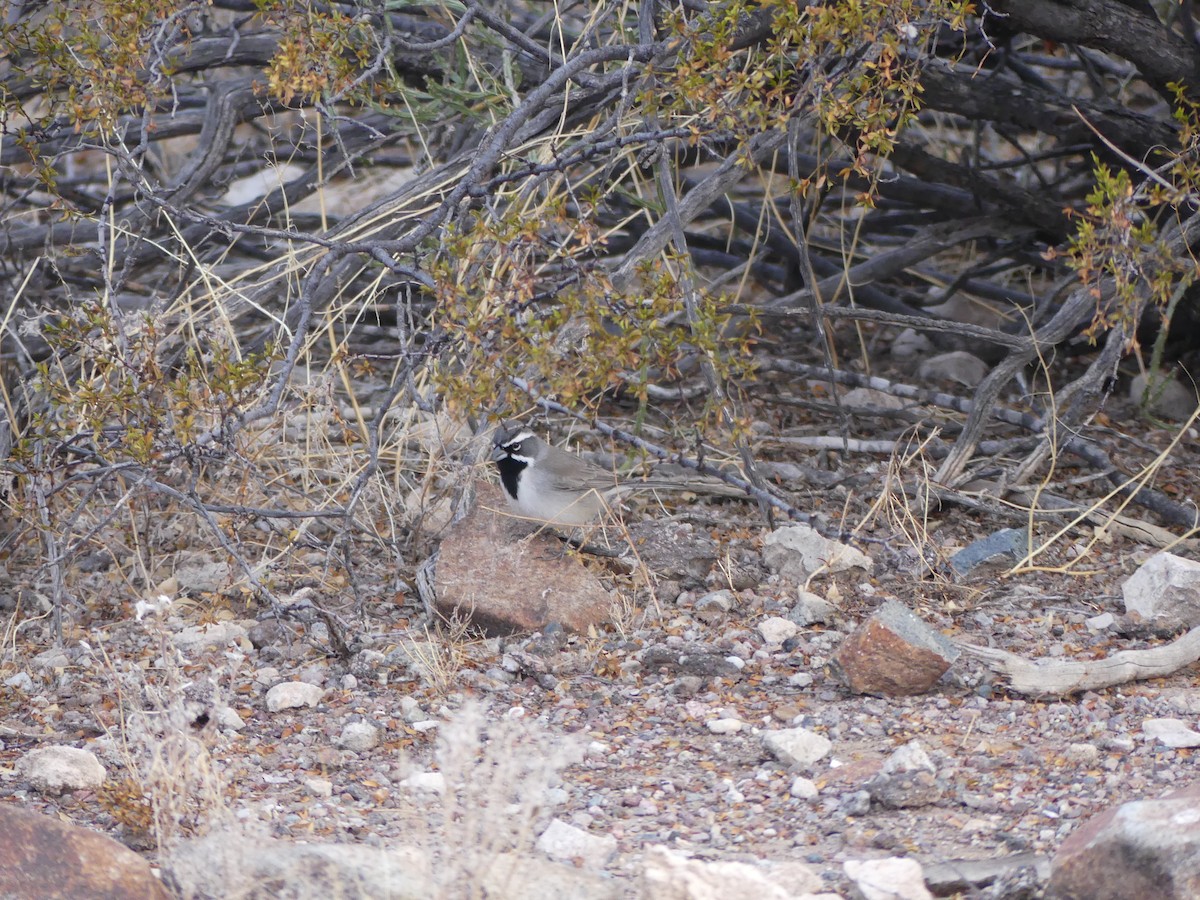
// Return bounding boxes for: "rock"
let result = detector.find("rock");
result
[758,616,799,646]
[214,706,246,731]
[306,778,334,798]
[915,350,989,387]
[864,740,943,809]
[173,621,249,652]
[16,746,106,795]
[841,387,906,411]
[790,777,819,800]
[789,591,836,626]
[828,600,959,696]
[1130,371,1200,421]
[32,648,71,669]
[707,718,745,734]
[247,619,301,649]
[844,857,933,900]
[399,771,446,795]
[1122,551,1200,629]
[890,328,933,359]
[641,846,824,899]
[1086,612,1115,631]
[170,551,233,594]
[422,482,616,636]
[839,790,872,816]
[483,852,621,900]
[762,727,832,768]
[535,819,618,868]
[762,524,872,583]
[1048,785,1200,900]
[265,682,325,711]
[1142,717,1200,749]
[695,590,735,623]
[641,645,743,679]
[628,520,719,587]
[949,528,1027,577]
[5,671,33,691]
[923,852,1050,896]
[337,721,382,752]
[0,804,169,899]
[165,829,433,899]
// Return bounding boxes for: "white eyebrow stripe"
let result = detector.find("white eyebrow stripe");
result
[502,431,535,446]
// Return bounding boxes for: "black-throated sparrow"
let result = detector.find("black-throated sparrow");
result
[490,421,741,526]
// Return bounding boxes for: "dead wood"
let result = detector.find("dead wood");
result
[958,627,1200,696]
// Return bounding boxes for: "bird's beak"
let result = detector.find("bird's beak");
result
[489,444,506,462]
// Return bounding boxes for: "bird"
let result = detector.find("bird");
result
[490,420,743,526]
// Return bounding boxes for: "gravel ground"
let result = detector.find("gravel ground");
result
[3,493,1197,898]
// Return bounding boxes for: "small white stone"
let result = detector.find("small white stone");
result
[790,776,819,800]
[707,718,745,735]
[215,706,246,731]
[536,818,618,868]
[400,771,446,794]
[763,728,832,768]
[337,722,381,752]
[265,681,325,711]
[844,856,933,900]
[17,746,107,795]
[758,616,799,646]
[305,778,334,798]
[1143,717,1200,749]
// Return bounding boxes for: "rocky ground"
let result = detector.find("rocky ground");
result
[2,404,1199,899]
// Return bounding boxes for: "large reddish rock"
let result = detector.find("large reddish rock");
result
[0,803,168,900]
[828,599,959,696]
[423,482,617,636]
[1048,785,1200,899]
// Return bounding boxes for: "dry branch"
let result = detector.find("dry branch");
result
[958,627,1200,697]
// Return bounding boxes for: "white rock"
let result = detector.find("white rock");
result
[1142,717,1200,749]
[790,776,819,800]
[173,621,249,652]
[170,553,233,594]
[32,648,70,669]
[1123,552,1200,627]
[17,746,107,795]
[916,351,988,388]
[305,778,333,798]
[4,672,33,691]
[791,591,836,625]
[890,328,933,359]
[844,856,933,900]
[762,728,832,768]
[400,771,446,794]
[642,846,823,899]
[337,722,381,751]
[215,705,246,731]
[265,681,325,711]
[536,818,618,868]
[881,740,935,776]
[762,524,872,583]
[707,718,745,735]
[758,616,799,646]
[1085,612,1115,631]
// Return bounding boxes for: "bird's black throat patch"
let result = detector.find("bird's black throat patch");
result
[495,452,525,501]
